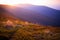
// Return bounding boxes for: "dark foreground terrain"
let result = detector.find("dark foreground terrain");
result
[0,21,60,40]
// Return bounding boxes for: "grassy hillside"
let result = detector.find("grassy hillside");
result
[0,19,60,40]
[0,4,60,40]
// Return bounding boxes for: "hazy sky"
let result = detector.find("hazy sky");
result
[0,0,60,10]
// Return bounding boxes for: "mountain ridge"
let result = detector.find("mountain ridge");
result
[8,4,60,27]
[0,4,60,27]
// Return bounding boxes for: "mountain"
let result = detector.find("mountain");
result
[0,4,35,26]
[0,4,23,27]
[22,5,60,26]
[0,5,14,19]
[7,4,60,27]
[0,4,60,40]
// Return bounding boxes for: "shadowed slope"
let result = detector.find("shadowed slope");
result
[7,4,60,26]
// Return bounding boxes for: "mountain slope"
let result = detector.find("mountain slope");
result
[7,4,60,26]
[0,4,60,40]
[0,5,16,20]
[21,5,60,26]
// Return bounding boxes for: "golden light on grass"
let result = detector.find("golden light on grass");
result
[6,20,14,25]
[44,29,50,33]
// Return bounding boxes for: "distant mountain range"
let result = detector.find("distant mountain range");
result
[1,4,60,26]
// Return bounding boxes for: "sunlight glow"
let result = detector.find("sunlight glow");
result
[0,0,50,5]
[0,0,60,10]
[0,0,23,5]
[0,0,59,6]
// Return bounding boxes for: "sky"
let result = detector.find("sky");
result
[0,0,60,10]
